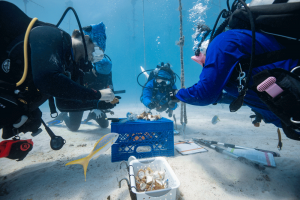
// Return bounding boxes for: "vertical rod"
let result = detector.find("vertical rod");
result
[178,0,187,125]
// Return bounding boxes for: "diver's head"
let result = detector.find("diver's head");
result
[156,78,171,93]
[193,23,211,55]
[156,78,171,88]
[83,22,107,63]
[155,69,173,92]
[192,23,211,66]
[71,29,95,63]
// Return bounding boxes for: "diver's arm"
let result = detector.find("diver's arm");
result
[176,31,245,106]
[56,98,97,112]
[29,26,101,101]
[141,80,154,107]
[56,98,115,112]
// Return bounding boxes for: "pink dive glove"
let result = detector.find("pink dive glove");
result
[191,52,206,66]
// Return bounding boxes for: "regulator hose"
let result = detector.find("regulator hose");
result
[17,17,38,87]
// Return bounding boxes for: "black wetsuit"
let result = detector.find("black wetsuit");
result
[0,2,112,138]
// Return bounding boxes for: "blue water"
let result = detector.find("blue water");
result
[8,0,227,108]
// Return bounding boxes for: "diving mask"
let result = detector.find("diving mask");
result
[156,79,171,86]
[92,46,104,63]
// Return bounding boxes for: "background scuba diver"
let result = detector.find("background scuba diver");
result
[0,2,116,143]
[48,22,115,131]
[173,1,300,139]
[140,63,178,117]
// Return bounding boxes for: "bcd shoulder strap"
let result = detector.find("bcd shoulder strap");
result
[240,46,300,71]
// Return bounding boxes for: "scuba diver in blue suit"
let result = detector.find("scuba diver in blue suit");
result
[172,1,300,142]
[140,63,178,117]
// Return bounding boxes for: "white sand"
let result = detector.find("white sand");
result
[1,104,300,200]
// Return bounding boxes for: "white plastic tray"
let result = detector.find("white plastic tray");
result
[128,157,180,200]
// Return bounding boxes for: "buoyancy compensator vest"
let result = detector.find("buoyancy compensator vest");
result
[0,2,72,131]
[207,0,300,140]
[0,2,49,138]
[0,2,86,151]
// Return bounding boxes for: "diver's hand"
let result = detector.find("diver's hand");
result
[97,100,116,109]
[169,89,180,102]
[99,88,115,102]
[148,102,156,110]
[93,109,104,119]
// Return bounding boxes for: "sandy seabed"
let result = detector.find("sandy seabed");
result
[1,103,300,200]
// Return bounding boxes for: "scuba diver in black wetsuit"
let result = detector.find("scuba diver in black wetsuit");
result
[0,2,117,159]
[48,22,115,131]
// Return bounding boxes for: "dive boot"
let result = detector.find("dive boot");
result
[47,112,67,126]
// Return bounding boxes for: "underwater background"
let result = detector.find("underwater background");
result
[8,0,227,108]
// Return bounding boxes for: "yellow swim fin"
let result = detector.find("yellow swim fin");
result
[65,155,92,181]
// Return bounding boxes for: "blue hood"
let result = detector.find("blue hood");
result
[83,22,106,52]
[157,70,172,80]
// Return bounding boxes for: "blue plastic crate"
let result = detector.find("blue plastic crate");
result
[111,117,174,162]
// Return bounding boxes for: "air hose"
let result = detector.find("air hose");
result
[16,17,38,87]
[56,7,88,65]
[209,9,227,45]
[210,18,229,42]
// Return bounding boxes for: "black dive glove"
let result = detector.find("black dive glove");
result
[169,89,180,102]
[97,100,116,109]
[250,109,263,127]
[148,102,156,110]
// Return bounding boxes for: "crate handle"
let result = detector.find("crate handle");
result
[134,144,153,153]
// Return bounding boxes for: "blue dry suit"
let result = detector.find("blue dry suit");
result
[176,29,299,128]
[141,79,178,110]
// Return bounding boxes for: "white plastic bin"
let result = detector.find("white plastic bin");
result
[128,157,180,200]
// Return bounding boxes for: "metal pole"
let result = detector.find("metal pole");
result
[178,0,187,126]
